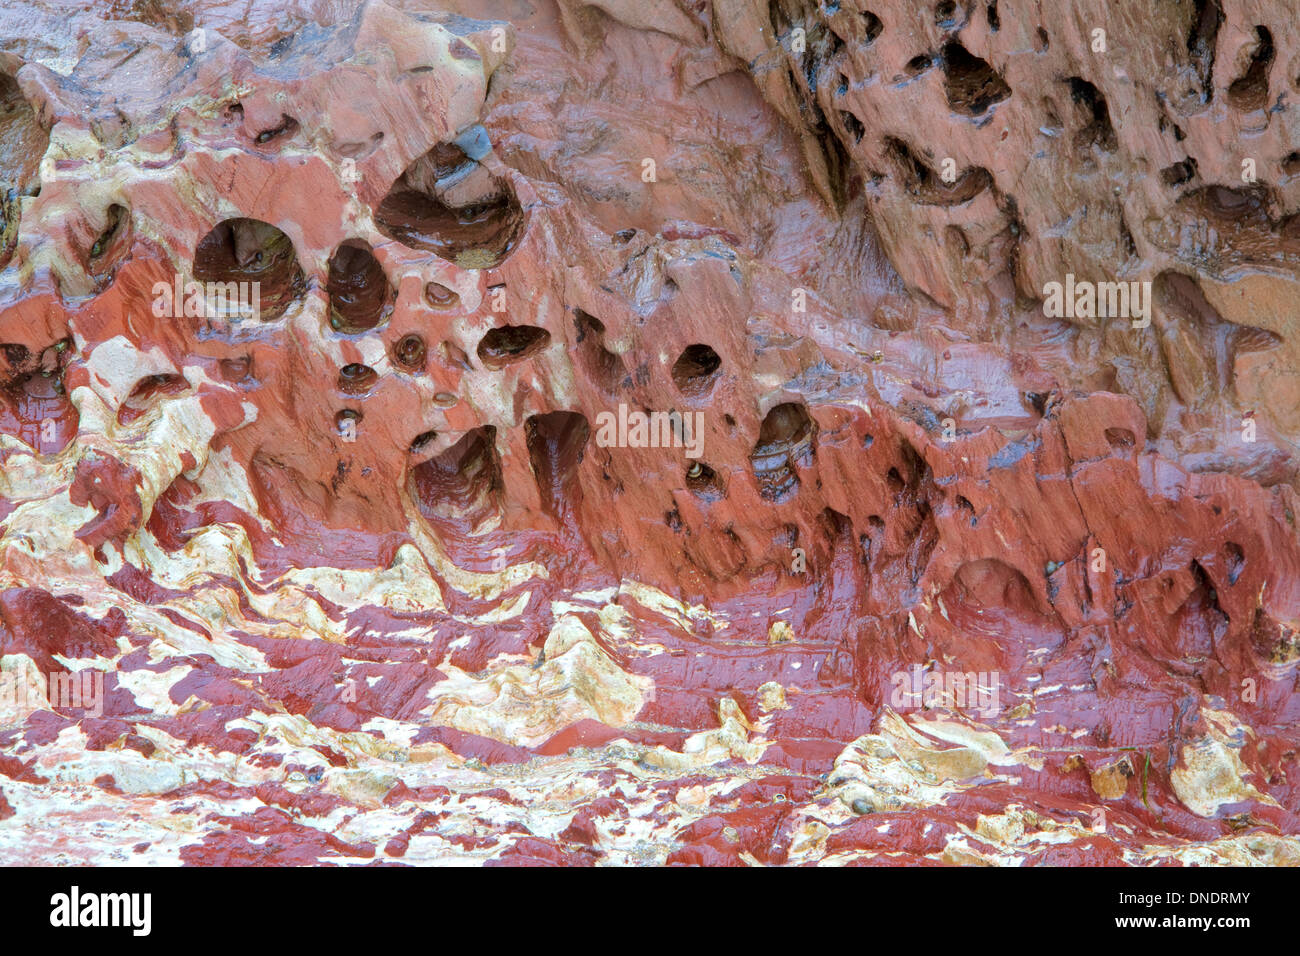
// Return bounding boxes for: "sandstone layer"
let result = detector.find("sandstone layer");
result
[0,0,1297,865]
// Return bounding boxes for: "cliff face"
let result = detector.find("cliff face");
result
[0,0,1297,865]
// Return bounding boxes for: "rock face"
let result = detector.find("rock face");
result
[0,0,1297,865]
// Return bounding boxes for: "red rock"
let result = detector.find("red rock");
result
[0,0,1295,867]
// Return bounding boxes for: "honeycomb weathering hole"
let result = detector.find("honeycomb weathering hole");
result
[944,559,1062,651]
[0,71,49,268]
[934,1,959,28]
[374,141,525,269]
[672,344,721,396]
[253,114,300,147]
[862,10,883,43]
[337,363,378,395]
[525,411,590,523]
[193,217,306,322]
[1066,77,1117,153]
[574,309,626,393]
[1186,0,1223,99]
[750,402,816,501]
[903,54,933,78]
[1226,26,1274,111]
[1161,157,1198,187]
[424,281,460,309]
[1224,541,1245,585]
[409,429,437,454]
[477,325,550,369]
[0,72,47,195]
[219,356,253,384]
[327,240,389,333]
[885,137,991,205]
[440,340,472,370]
[409,426,503,534]
[941,42,1010,116]
[335,409,361,436]
[86,203,132,290]
[686,461,725,501]
[1105,427,1136,449]
[125,372,186,404]
[393,334,427,371]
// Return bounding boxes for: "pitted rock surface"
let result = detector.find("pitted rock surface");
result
[0,0,1297,865]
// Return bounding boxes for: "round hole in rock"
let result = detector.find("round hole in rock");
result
[863,10,883,42]
[672,344,722,395]
[433,391,458,408]
[393,333,427,371]
[0,343,29,384]
[1224,542,1245,585]
[686,461,725,500]
[335,409,362,435]
[408,425,503,535]
[942,559,1065,654]
[440,340,473,371]
[86,204,131,288]
[574,309,626,393]
[117,373,186,426]
[127,373,186,403]
[375,141,525,269]
[327,239,389,333]
[424,281,460,309]
[750,403,815,501]
[1105,427,1135,449]
[941,41,1011,116]
[1225,26,1274,112]
[525,410,591,522]
[253,114,300,146]
[904,54,932,76]
[337,363,378,395]
[193,217,305,322]
[219,356,253,383]
[409,429,437,454]
[477,325,550,369]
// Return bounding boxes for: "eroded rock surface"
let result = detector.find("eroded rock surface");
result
[0,0,1298,865]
